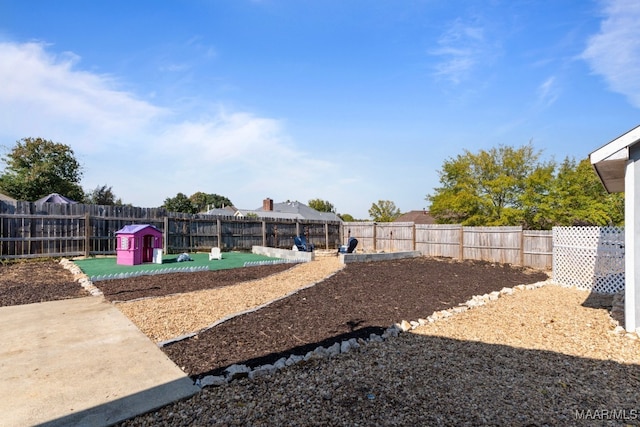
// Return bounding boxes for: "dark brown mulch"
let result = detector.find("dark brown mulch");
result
[0,260,295,306]
[163,257,549,379]
[0,260,89,307]
[97,264,295,302]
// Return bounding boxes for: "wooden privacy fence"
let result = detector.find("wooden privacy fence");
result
[342,222,553,270]
[0,201,341,259]
[0,200,557,270]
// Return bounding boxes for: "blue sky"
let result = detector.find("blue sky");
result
[1,0,639,219]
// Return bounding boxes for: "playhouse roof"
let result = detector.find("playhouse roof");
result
[115,224,162,235]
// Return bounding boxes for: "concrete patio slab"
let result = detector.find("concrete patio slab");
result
[0,296,199,427]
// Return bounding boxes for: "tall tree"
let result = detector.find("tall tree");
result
[550,158,624,226]
[308,198,335,213]
[162,193,196,213]
[189,192,233,212]
[0,137,84,201]
[428,143,540,226]
[85,185,122,205]
[427,143,624,229]
[368,200,401,222]
[519,161,556,229]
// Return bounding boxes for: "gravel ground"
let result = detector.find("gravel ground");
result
[118,279,640,426]
[5,257,638,425]
[116,257,346,343]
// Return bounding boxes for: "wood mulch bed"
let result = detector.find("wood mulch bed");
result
[0,260,89,307]
[161,257,548,379]
[1,257,548,383]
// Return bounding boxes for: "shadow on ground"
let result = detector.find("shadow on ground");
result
[119,333,640,426]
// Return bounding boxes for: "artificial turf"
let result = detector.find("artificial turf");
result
[72,251,281,278]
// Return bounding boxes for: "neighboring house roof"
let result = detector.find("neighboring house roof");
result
[115,224,162,235]
[590,124,640,193]
[256,200,342,222]
[234,209,305,220]
[0,192,16,203]
[35,193,78,204]
[394,210,437,224]
[205,206,237,216]
[205,200,342,221]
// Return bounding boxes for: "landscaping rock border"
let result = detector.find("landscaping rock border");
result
[59,258,103,297]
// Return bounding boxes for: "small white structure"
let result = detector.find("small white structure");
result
[590,124,640,332]
[209,247,222,260]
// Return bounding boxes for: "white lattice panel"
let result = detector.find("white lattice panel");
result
[553,226,624,294]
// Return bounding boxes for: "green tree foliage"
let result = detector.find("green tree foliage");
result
[162,191,233,213]
[339,213,355,222]
[428,144,540,226]
[162,192,196,213]
[0,137,84,201]
[550,158,624,226]
[189,192,233,212]
[85,185,122,205]
[427,144,624,229]
[308,198,336,213]
[519,161,556,229]
[368,200,401,222]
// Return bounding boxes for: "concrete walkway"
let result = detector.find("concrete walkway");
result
[0,296,200,427]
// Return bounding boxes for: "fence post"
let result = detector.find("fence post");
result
[217,218,222,249]
[163,216,169,254]
[520,229,525,266]
[262,220,266,247]
[412,223,416,251]
[373,222,377,252]
[324,222,329,250]
[459,226,464,260]
[84,212,90,257]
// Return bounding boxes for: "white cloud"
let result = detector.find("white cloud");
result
[537,76,559,107]
[0,41,167,151]
[429,19,488,84]
[157,110,292,164]
[0,41,351,212]
[582,0,640,107]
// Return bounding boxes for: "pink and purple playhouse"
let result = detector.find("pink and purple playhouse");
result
[115,224,163,265]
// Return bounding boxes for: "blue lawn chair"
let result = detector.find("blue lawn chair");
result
[338,237,358,254]
[294,236,314,252]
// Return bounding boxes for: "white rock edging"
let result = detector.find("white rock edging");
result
[59,258,103,297]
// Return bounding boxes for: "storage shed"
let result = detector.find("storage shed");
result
[115,224,163,266]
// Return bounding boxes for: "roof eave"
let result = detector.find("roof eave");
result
[589,125,640,194]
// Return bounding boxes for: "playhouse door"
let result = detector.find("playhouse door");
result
[142,235,154,263]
